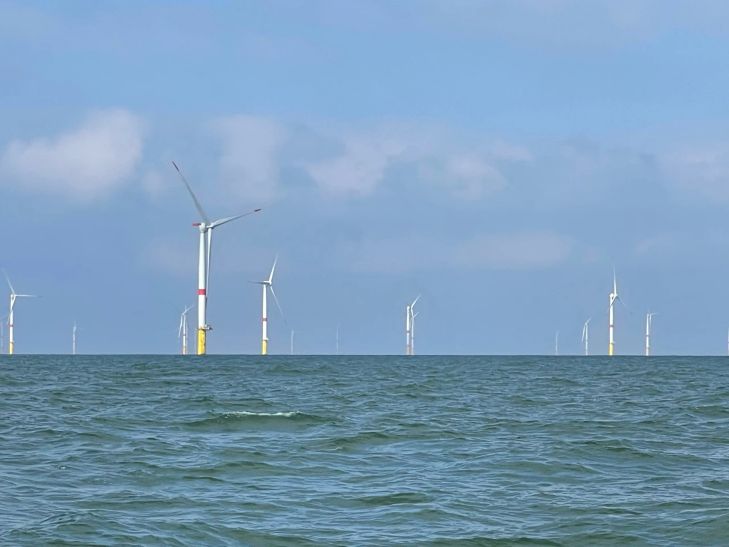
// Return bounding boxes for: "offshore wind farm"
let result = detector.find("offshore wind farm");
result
[5,3,729,546]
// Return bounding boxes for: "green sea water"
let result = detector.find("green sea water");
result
[1,355,728,545]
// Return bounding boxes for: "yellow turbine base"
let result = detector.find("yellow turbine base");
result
[197,328,206,355]
[8,341,14,355]
[608,343,614,356]
[262,339,268,355]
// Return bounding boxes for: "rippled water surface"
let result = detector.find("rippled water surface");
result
[1,355,729,545]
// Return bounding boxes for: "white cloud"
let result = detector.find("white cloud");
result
[433,154,507,199]
[213,115,287,203]
[303,126,524,200]
[346,231,572,273]
[305,133,406,197]
[0,109,144,201]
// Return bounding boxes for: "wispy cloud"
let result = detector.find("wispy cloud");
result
[0,109,144,202]
[302,125,527,200]
[661,144,729,202]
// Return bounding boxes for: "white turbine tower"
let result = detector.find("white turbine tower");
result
[173,161,261,355]
[581,318,591,356]
[412,308,420,355]
[290,329,295,355]
[554,331,559,356]
[178,305,192,355]
[645,312,656,356]
[3,270,37,355]
[72,321,78,355]
[253,257,284,355]
[608,270,619,356]
[406,295,421,355]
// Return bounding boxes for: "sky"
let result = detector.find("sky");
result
[3,0,729,355]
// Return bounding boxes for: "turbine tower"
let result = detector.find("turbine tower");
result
[406,295,420,355]
[253,257,283,355]
[555,331,559,356]
[608,271,618,356]
[3,270,37,355]
[178,305,192,355]
[72,321,77,355]
[645,312,656,356]
[581,318,591,356]
[173,161,261,355]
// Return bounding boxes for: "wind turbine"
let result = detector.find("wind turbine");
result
[3,270,37,355]
[608,270,619,356]
[178,305,192,355]
[72,321,77,355]
[581,318,591,356]
[172,161,261,355]
[645,312,656,356]
[554,331,559,356]
[253,257,284,355]
[290,329,295,355]
[336,324,340,355]
[406,295,421,355]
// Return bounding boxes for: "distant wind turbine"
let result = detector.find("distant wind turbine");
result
[252,257,284,355]
[581,318,591,356]
[406,295,421,355]
[178,305,193,355]
[72,321,78,355]
[554,331,559,356]
[3,270,37,355]
[608,270,619,356]
[172,161,261,355]
[290,329,295,355]
[645,312,656,356]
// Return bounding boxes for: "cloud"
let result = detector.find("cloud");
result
[346,231,572,273]
[212,115,287,203]
[303,126,525,199]
[304,133,405,197]
[0,109,144,201]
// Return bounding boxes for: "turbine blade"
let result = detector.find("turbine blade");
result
[172,161,210,224]
[178,314,184,338]
[2,269,15,295]
[269,285,287,325]
[267,255,278,285]
[210,209,262,229]
[411,294,421,308]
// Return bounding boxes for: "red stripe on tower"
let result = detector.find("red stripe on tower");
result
[198,289,206,295]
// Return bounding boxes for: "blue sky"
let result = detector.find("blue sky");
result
[3,0,729,354]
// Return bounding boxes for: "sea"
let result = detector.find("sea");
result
[1,355,728,546]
